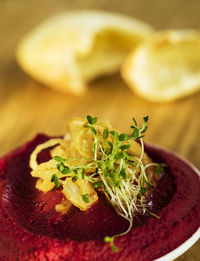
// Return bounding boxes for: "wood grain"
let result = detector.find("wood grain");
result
[0,0,199,260]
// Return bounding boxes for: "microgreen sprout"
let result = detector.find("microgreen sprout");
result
[54,155,66,162]
[155,163,167,176]
[104,236,118,252]
[51,115,162,251]
[51,174,60,188]
[82,194,90,203]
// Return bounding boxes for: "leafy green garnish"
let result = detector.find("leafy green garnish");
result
[119,133,129,141]
[155,163,166,175]
[54,155,66,162]
[132,117,137,126]
[104,236,112,243]
[51,174,60,188]
[91,127,97,135]
[145,180,154,188]
[81,169,86,179]
[92,181,102,189]
[119,168,126,179]
[87,115,97,125]
[132,127,140,139]
[103,128,109,139]
[110,131,118,138]
[82,194,90,203]
[61,166,71,174]
[72,175,78,182]
[111,244,119,252]
[57,163,64,172]
[140,186,147,195]
[104,236,118,252]
[114,152,123,160]
[120,144,131,150]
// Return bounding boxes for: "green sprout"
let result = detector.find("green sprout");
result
[50,115,162,252]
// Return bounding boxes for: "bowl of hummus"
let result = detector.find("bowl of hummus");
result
[0,116,199,261]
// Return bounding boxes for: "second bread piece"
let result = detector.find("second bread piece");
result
[122,30,200,102]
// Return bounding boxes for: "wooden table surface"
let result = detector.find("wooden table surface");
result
[0,0,199,260]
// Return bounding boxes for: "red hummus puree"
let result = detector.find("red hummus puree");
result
[0,134,199,261]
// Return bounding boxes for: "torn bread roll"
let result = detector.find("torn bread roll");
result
[122,30,200,102]
[16,10,153,95]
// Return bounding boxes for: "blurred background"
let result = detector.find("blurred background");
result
[0,1,199,260]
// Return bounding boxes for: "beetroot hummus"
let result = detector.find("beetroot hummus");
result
[0,134,199,261]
